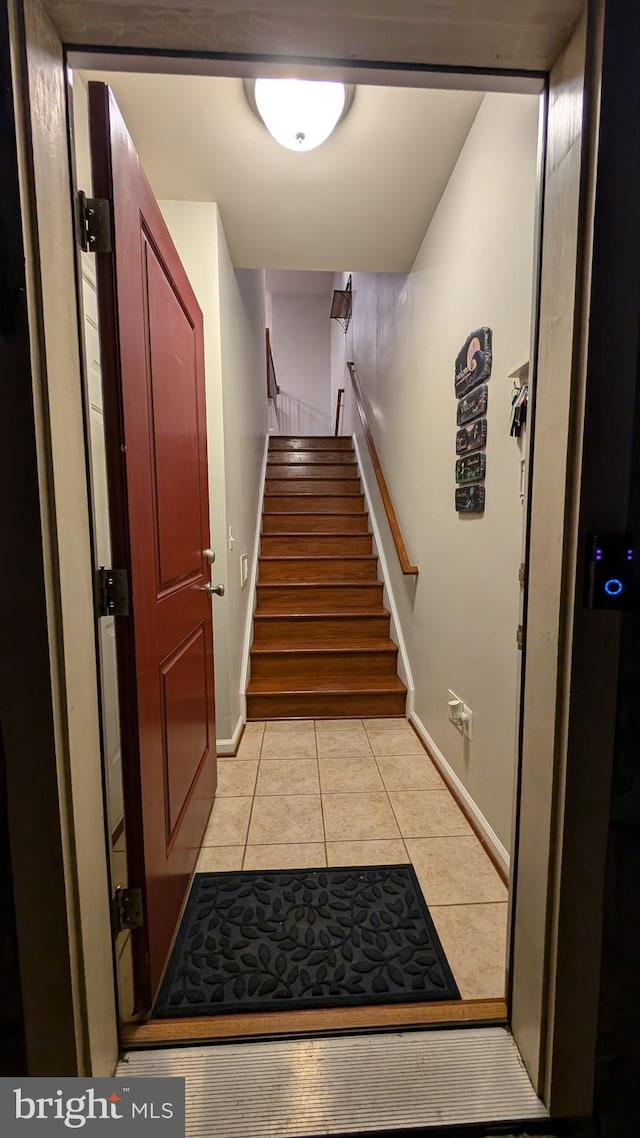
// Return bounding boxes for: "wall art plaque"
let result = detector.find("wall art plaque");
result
[455,453,486,484]
[455,484,485,514]
[454,327,492,398]
[457,383,488,426]
[456,418,487,455]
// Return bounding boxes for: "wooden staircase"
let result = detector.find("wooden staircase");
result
[246,436,407,720]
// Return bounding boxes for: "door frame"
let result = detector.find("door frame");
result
[7,0,638,1120]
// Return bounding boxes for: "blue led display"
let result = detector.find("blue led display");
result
[604,577,623,596]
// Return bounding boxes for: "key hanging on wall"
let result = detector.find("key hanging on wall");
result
[510,383,528,438]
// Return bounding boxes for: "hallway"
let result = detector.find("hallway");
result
[196,717,508,1002]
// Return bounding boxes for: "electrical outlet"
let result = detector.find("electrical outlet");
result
[240,554,248,588]
[447,689,473,740]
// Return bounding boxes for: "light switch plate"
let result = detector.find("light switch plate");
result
[240,554,248,587]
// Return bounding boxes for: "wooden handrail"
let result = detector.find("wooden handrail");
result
[334,388,344,436]
[346,361,418,576]
[265,328,279,400]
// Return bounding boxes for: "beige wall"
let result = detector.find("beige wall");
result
[271,292,332,435]
[159,201,267,744]
[342,93,540,854]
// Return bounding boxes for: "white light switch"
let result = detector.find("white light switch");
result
[240,554,249,587]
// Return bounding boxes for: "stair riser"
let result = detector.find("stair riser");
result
[266,465,359,480]
[270,437,353,451]
[268,451,356,465]
[256,584,384,611]
[251,650,398,680]
[264,496,365,514]
[247,691,407,720]
[261,535,373,556]
[252,615,391,646]
[265,480,361,496]
[259,559,379,582]
[262,514,369,534]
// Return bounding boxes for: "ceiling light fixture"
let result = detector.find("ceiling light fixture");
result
[245,78,354,152]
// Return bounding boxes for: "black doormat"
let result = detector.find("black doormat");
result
[153,865,460,1018]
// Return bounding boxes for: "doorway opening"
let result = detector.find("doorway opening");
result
[68,60,544,1044]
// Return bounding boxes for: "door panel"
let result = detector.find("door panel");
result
[145,236,204,592]
[162,624,210,838]
[89,82,217,1007]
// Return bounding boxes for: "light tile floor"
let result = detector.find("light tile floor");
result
[195,718,509,1001]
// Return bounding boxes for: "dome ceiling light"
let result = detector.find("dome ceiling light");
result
[245,78,355,152]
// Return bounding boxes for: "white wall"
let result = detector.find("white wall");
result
[342,93,540,853]
[216,219,268,733]
[270,293,332,435]
[159,201,267,746]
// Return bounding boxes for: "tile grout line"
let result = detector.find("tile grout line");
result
[313,721,328,867]
[370,747,411,863]
[241,722,265,869]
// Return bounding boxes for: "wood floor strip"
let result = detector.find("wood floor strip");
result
[121,998,507,1047]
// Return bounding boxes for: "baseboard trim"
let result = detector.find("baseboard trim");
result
[239,432,270,712]
[352,432,415,708]
[216,716,245,757]
[409,712,510,884]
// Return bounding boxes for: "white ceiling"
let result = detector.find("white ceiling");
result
[79,71,485,272]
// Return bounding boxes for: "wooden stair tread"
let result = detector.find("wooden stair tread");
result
[261,530,370,537]
[260,554,377,561]
[263,514,364,518]
[254,608,389,619]
[257,581,381,588]
[247,676,407,694]
[270,436,352,444]
[266,486,363,495]
[264,501,365,514]
[251,641,397,655]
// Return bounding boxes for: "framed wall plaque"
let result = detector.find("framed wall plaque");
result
[457,383,488,426]
[454,327,492,398]
[456,418,487,455]
[455,484,485,514]
[455,452,486,484]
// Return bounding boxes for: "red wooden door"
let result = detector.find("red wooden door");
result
[89,83,217,1008]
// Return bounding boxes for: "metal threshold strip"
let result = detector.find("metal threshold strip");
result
[118,1026,548,1136]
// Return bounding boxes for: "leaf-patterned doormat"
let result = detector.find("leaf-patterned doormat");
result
[153,865,460,1018]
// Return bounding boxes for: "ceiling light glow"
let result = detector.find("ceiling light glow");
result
[254,78,347,152]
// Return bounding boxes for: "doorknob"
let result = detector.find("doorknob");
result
[204,548,216,565]
[204,583,225,597]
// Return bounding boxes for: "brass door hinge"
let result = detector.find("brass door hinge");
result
[516,624,524,651]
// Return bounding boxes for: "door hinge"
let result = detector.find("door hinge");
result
[518,562,526,586]
[78,190,112,253]
[516,624,524,650]
[96,567,130,617]
[114,886,144,933]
